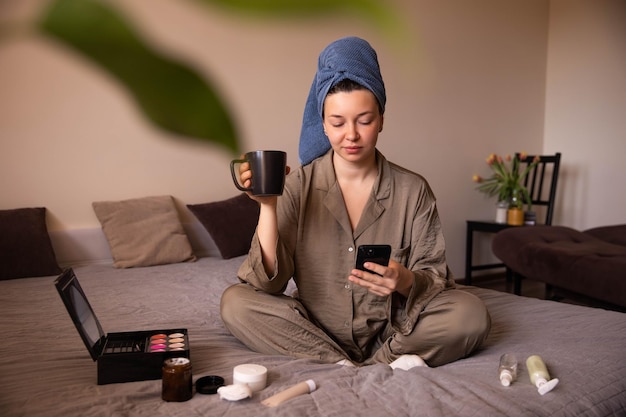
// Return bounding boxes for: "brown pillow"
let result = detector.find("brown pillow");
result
[93,195,196,268]
[0,207,62,280]
[187,194,259,259]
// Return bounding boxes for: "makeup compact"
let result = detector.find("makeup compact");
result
[54,268,190,385]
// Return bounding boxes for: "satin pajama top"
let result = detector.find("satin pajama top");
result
[237,149,454,360]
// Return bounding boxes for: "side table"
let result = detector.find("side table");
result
[465,220,519,288]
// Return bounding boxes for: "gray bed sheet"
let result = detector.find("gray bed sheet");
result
[0,256,624,417]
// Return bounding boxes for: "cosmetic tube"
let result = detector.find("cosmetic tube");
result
[261,380,316,407]
[526,355,559,395]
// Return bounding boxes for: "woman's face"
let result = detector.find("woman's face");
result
[322,89,384,165]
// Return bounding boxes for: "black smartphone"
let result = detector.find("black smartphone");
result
[355,245,392,274]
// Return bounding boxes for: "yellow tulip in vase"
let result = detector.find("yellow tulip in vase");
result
[473,153,540,226]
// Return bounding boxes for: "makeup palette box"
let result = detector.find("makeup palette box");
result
[54,268,190,385]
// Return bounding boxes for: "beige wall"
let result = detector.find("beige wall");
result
[544,0,626,229]
[0,0,585,277]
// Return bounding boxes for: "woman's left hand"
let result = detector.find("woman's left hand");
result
[348,260,413,297]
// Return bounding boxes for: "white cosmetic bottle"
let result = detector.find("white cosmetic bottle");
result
[526,355,559,395]
[498,353,518,386]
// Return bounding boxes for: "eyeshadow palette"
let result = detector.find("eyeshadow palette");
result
[55,268,190,385]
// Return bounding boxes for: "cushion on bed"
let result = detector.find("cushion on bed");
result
[92,195,196,268]
[0,207,62,280]
[187,193,259,259]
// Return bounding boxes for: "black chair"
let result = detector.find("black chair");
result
[464,153,561,293]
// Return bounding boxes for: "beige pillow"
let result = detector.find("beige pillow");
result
[93,195,196,268]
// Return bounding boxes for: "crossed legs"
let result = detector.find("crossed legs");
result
[220,283,490,367]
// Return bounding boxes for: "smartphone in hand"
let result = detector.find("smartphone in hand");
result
[355,245,391,274]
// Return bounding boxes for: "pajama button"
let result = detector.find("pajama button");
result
[344,283,351,289]
[344,321,350,327]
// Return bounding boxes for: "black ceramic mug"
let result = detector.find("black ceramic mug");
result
[230,150,287,196]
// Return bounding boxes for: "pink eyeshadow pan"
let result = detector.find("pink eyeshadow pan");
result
[150,344,167,350]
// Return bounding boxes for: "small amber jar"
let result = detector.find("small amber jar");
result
[162,357,192,402]
[507,207,524,226]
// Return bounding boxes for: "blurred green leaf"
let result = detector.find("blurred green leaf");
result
[199,0,402,35]
[39,0,239,153]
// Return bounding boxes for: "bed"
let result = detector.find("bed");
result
[1,199,625,416]
[1,254,625,417]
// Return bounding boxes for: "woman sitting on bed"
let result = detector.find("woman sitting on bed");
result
[221,36,491,369]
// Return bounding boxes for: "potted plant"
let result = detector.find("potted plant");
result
[473,153,540,225]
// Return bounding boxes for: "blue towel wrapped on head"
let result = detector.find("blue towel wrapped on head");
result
[298,37,386,165]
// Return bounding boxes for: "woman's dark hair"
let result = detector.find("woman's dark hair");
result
[328,79,367,95]
[327,79,384,114]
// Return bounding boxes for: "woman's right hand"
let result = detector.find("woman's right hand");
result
[237,156,290,205]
